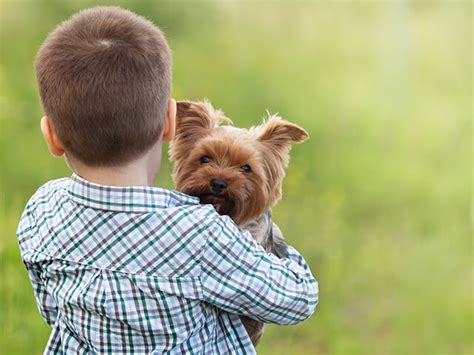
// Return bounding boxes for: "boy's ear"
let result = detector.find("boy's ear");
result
[40,116,65,157]
[257,114,309,148]
[162,98,176,142]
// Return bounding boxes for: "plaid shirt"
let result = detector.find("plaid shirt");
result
[17,174,318,354]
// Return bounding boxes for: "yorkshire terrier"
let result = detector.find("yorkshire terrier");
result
[169,100,309,346]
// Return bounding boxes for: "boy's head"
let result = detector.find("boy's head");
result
[36,6,175,167]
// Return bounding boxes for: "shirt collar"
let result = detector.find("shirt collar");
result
[67,173,199,213]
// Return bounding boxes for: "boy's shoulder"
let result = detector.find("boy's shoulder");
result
[35,176,70,194]
[19,175,244,247]
[23,175,233,218]
[23,176,220,219]
[22,177,70,212]
[17,175,250,277]
[17,177,69,254]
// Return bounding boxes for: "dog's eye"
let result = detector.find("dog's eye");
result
[241,164,251,173]
[200,155,211,164]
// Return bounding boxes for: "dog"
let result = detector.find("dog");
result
[169,100,308,345]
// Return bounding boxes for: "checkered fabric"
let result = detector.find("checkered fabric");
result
[17,174,318,354]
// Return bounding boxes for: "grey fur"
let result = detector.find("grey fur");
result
[243,210,288,257]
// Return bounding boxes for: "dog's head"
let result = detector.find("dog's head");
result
[169,100,308,226]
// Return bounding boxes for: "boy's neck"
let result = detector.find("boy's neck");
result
[66,144,162,187]
[74,165,154,187]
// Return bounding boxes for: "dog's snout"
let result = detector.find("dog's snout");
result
[210,179,228,194]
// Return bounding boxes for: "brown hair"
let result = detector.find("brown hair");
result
[35,6,172,166]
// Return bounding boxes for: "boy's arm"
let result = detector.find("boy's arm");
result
[199,216,318,325]
[25,262,59,327]
[17,206,59,327]
[24,261,63,352]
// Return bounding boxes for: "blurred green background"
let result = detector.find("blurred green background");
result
[0,1,472,354]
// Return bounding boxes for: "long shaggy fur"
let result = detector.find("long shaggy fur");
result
[170,100,308,225]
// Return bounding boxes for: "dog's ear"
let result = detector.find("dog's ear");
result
[175,100,229,134]
[255,114,309,206]
[176,101,216,130]
[257,114,309,148]
[170,100,230,162]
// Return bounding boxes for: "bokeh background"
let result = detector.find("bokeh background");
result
[0,1,472,354]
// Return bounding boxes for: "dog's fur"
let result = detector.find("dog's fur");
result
[169,100,308,345]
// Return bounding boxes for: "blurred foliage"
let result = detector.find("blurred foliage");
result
[0,1,472,354]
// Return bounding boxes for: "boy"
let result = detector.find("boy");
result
[17,6,318,354]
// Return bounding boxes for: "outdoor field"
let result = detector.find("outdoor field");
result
[0,1,471,354]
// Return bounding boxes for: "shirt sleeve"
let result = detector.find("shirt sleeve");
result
[17,205,59,328]
[199,215,318,325]
[24,261,59,327]
[44,327,63,354]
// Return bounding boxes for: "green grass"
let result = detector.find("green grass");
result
[0,1,472,354]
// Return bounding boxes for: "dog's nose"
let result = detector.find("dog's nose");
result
[210,179,228,194]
